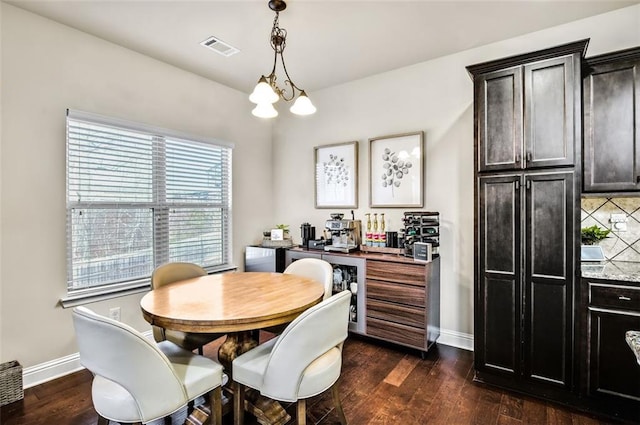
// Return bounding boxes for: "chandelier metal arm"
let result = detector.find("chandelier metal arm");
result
[262,9,303,102]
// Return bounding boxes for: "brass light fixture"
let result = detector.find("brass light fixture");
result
[249,0,316,118]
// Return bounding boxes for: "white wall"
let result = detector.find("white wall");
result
[272,4,640,347]
[0,4,274,368]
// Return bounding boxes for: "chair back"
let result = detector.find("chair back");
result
[72,306,187,422]
[261,290,351,400]
[284,258,333,300]
[151,262,207,289]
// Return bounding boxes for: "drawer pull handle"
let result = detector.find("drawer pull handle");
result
[619,296,632,301]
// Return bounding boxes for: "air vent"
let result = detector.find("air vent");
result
[200,36,240,57]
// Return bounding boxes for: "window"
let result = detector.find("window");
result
[65,110,233,299]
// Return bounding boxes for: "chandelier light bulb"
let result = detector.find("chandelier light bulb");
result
[249,76,279,104]
[289,91,316,116]
[252,102,279,118]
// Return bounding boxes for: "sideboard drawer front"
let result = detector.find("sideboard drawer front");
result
[366,260,425,286]
[366,298,425,328]
[367,279,425,307]
[590,283,640,312]
[366,317,425,349]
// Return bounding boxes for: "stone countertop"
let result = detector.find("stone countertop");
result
[626,331,640,366]
[581,261,640,283]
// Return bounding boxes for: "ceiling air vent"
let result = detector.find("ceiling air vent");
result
[200,36,240,57]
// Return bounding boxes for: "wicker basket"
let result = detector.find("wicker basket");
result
[0,360,23,406]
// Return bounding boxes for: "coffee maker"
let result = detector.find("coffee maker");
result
[324,213,362,253]
[300,222,315,248]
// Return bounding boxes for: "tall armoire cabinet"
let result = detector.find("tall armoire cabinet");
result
[467,39,588,399]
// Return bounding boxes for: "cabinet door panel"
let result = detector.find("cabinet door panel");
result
[483,277,518,373]
[480,175,520,275]
[524,56,575,168]
[527,173,573,280]
[528,280,567,384]
[584,58,640,192]
[477,175,521,374]
[524,172,574,387]
[590,310,640,401]
[477,67,523,172]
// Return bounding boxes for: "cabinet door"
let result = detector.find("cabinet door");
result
[523,171,575,388]
[583,58,640,192]
[477,174,522,376]
[589,309,640,401]
[477,67,523,172]
[523,56,576,169]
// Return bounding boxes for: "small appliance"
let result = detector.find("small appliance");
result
[324,213,362,253]
[300,222,316,248]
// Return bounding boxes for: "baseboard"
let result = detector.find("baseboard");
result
[22,330,154,389]
[22,329,472,389]
[438,328,474,351]
[23,353,83,389]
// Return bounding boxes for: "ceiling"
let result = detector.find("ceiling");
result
[5,0,638,95]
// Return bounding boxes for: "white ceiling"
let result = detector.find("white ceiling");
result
[5,0,638,95]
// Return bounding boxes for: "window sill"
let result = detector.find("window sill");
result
[59,264,238,308]
[59,280,151,308]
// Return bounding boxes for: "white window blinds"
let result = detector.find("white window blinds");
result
[66,110,232,292]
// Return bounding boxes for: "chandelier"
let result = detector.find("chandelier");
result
[249,0,316,118]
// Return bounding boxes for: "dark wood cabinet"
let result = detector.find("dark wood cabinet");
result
[471,41,585,172]
[583,47,640,193]
[477,171,576,388]
[469,39,585,400]
[585,279,640,403]
[580,278,640,422]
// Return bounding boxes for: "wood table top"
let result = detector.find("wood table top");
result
[140,272,324,333]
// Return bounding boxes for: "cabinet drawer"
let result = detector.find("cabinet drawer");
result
[589,283,640,312]
[367,279,425,307]
[366,298,425,328]
[366,317,425,349]
[366,260,425,286]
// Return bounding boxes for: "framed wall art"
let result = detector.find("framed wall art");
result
[314,141,358,209]
[369,131,424,208]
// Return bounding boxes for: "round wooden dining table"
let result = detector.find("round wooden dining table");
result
[140,271,325,425]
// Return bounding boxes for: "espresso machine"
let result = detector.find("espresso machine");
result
[324,213,362,253]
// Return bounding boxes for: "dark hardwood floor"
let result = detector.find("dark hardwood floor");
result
[0,336,628,425]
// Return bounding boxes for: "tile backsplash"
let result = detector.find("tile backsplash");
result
[581,197,640,262]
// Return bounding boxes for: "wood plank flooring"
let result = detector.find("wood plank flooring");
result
[0,336,628,425]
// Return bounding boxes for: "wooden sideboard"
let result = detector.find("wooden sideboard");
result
[285,248,440,357]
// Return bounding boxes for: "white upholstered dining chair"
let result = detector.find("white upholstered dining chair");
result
[232,290,351,425]
[151,262,225,354]
[72,306,225,425]
[284,258,334,300]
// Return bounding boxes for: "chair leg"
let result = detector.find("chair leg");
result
[233,381,245,425]
[209,386,222,425]
[331,381,348,425]
[296,399,306,425]
[198,346,204,355]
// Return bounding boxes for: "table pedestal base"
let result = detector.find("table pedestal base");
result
[219,331,291,425]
